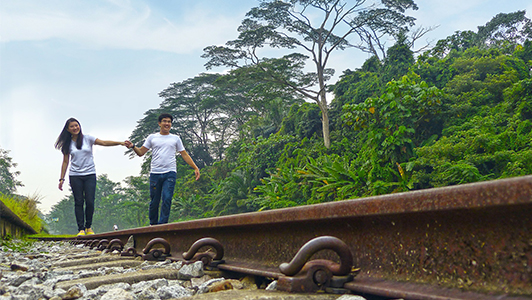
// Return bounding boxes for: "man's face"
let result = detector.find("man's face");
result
[158,117,172,134]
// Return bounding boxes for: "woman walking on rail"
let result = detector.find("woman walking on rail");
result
[55,117,127,236]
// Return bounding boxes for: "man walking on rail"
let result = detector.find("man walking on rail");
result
[125,113,200,225]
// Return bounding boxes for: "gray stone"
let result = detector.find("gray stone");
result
[18,277,42,287]
[100,288,135,300]
[190,275,212,288]
[11,284,45,299]
[131,278,168,292]
[135,287,160,300]
[44,286,66,299]
[178,261,204,279]
[63,283,87,300]
[336,296,367,300]
[157,284,193,299]
[95,282,131,293]
[125,236,135,249]
[266,280,277,291]
[11,274,33,287]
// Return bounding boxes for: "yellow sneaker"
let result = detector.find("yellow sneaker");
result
[77,230,85,236]
[85,228,95,235]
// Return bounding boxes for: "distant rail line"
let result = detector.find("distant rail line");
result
[38,175,532,299]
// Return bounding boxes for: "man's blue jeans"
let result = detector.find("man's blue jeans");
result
[149,171,177,225]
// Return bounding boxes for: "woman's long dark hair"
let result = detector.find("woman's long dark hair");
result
[54,118,84,155]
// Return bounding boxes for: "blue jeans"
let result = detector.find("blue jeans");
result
[149,171,176,225]
[69,174,96,231]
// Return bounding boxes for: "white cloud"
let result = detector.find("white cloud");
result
[0,0,243,54]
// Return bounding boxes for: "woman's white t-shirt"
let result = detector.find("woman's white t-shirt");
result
[142,133,185,174]
[69,135,97,176]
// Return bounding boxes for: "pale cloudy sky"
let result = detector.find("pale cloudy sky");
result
[1,0,531,214]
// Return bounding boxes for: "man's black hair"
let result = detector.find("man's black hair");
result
[158,113,173,122]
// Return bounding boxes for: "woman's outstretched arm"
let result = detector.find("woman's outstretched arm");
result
[94,139,126,147]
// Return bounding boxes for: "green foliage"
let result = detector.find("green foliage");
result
[0,236,36,252]
[203,0,420,148]
[1,193,43,233]
[382,36,416,82]
[411,98,532,188]
[47,10,532,226]
[476,11,532,49]
[330,66,384,109]
[251,139,325,209]
[45,195,77,235]
[342,75,444,161]
[0,148,23,195]
[46,174,151,234]
[279,102,322,139]
[299,155,368,202]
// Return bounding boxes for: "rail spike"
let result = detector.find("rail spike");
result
[96,239,109,251]
[142,237,171,261]
[89,240,100,249]
[278,236,355,293]
[120,247,138,257]
[182,237,225,267]
[106,239,124,253]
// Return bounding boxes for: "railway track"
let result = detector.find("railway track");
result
[4,175,532,299]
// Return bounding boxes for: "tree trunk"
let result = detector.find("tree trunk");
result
[322,109,331,149]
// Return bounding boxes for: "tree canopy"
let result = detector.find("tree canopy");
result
[45,10,532,234]
[202,0,420,148]
[0,148,23,195]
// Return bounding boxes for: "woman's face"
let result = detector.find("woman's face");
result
[67,121,81,136]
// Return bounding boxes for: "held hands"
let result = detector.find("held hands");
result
[124,140,134,149]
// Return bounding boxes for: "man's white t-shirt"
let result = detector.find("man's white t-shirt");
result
[142,133,185,174]
[69,135,97,176]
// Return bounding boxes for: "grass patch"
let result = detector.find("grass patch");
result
[0,235,36,253]
[1,192,44,233]
[28,233,76,239]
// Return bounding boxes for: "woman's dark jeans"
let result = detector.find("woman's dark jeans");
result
[69,174,96,231]
[149,171,177,225]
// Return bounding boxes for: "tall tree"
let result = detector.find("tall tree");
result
[203,0,418,148]
[214,63,306,141]
[158,73,223,168]
[0,148,23,195]
[476,10,532,49]
[46,195,77,235]
[120,175,150,228]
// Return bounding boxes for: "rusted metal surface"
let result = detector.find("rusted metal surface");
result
[75,175,532,298]
[344,276,532,300]
[182,237,225,267]
[279,236,352,276]
[107,238,124,252]
[142,237,171,261]
[277,236,354,293]
[182,237,224,260]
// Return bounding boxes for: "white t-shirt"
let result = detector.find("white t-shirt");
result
[142,133,185,174]
[69,135,97,176]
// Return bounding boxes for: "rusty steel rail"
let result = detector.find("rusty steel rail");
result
[68,175,532,299]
